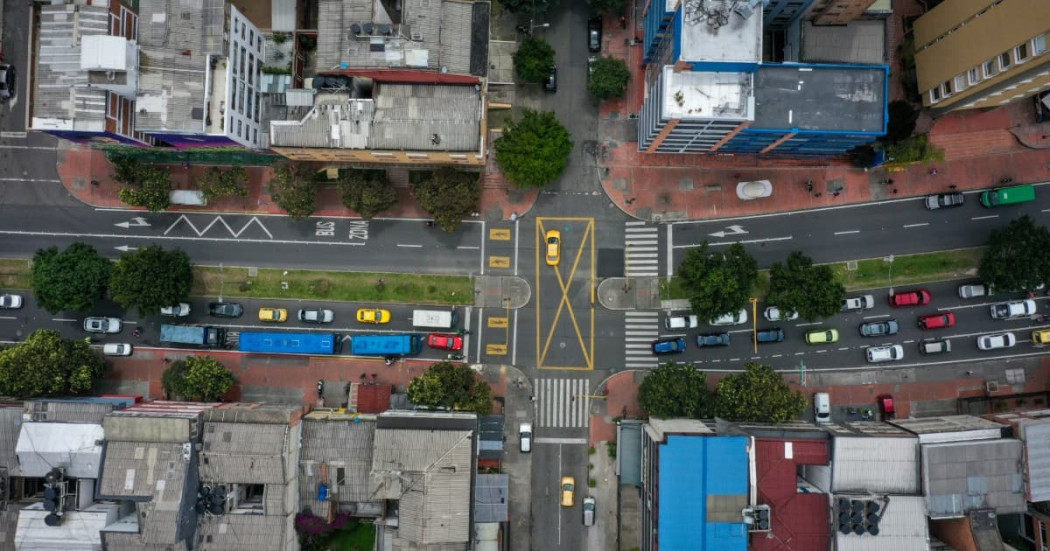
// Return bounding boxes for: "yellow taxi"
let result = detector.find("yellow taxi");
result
[560,476,575,507]
[259,307,288,323]
[357,308,391,324]
[545,230,562,267]
[1033,329,1050,345]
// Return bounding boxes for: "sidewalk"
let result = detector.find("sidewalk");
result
[56,139,538,222]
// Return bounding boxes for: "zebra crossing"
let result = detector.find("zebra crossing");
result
[624,311,660,369]
[625,221,660,277]
[535,378,591,428]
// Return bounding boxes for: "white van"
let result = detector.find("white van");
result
[103,343,133,356]
[412,309,458,329]
[519,423,532,453]
[814,392,831,424]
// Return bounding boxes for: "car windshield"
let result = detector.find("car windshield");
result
[562,483,573,491]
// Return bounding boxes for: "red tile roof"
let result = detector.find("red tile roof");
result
[357,383,392,414]
[752,438,830,551]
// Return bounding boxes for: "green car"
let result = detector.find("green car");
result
[805,328,839,344]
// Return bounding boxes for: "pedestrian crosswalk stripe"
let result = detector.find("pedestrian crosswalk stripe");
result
[535,378,591,428]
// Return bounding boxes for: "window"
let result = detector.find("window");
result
[1016,43,1030,63]
[968,67,980,85]
[930,87,942,102]
[942,80,953,96]
[983,59,998,78]
[1034,34,1048,56]
[954,75,966,91]
[999,52,1011,71]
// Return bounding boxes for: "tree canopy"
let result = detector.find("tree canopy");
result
[271,163,317,220]
[410,168,481,232]
[407,361,492,415]
[588,0,626,15]
[714,363,806,423]
[979,215,1050,293]
[0,330,106,398]
[112,155,172,212]
[198,166,250,201]
[494,110,573,189]
[677,242,758,321]
[886,100,919,144]
[638,362,712,418]
[338,169,398,220]
[588,56,631,100]
[109,246,193,314]
[161,356,235,401]
[514,37,555,84]
[31,242,111,314]
[766,251,845,321]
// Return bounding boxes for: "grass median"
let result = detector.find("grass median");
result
[0,259,32,289]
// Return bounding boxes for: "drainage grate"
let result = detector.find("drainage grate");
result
[845,260,858,271]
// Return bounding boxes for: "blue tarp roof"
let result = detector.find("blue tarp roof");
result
[659,435,749,551]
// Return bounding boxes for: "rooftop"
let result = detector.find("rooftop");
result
[922,438,1026,518]
[891,414,1006,441]
[16,422,104,479]
[1007,418,1050,501]
[832,495,929,551]
[799,20,886,65]
[299,416,378,517]
[200,421,292,484]
[33,4,111,131]
[98,440,194,545]
[818,436,920,494]
[660,67,752,120]
[677,0,762,65]
[752,438,830,551]
[751,64,886,133]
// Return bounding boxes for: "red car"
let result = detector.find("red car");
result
[427,333,463,351]
[877,394,895,420]
[889,289,932,307]
[918,312,956,329]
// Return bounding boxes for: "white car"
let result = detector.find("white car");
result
[0,294,23,309]
[842,295,875,312]
[990,300,1036,320]
[978,332,1016,351]
[866,344,903,363]
[102,343,133,356]
[519,423,532,453]
[160,303,191,317]
[710,309,748,326]
[764,306,798,322]
[665,315,698,330]
[84,317,122,334]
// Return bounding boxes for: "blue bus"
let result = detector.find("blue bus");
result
[239,332,338,355]
[351,334,423,356]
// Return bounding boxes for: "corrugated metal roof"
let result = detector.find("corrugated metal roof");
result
[200,422,290,484]
[196,513,296,551]
[271,0,297,32]
[98,440,192,544]
[0,407,23,477]
[299,417,378,517]
[831,437,920,494]
[16,423,103,479]
[33,4,111,128]
[923,439,1026,518]
[25,400,115,424]
[474,474,508,523]
[833,495,929,551]
[1021,421,1050,501]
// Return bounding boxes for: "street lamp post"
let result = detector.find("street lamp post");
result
[750,297,758,353]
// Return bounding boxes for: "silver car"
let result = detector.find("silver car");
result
[866,344,903,363]
[298,308,335,324]
[84,317,122,334]
[582,497,596,526]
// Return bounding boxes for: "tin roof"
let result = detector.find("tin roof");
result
[922,438,1026,518]
[299,417,378,517]
[33,4,111,130]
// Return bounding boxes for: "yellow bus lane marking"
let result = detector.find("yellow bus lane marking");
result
[489,256,510,268]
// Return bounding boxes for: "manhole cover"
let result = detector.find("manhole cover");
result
[846,260,858,271]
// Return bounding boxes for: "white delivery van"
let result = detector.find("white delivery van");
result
[412,309,459,329]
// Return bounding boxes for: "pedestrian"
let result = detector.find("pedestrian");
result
[929,168,938,175]
[949,184,957,190]
[815,193,822,198]
[892,188,898,194]
[886,178,894,185]
[832,191,840,197]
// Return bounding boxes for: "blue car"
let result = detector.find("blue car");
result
[696,333,731,348]
[651,337,686,355]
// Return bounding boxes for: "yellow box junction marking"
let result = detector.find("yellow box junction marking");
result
[535,217,596,371]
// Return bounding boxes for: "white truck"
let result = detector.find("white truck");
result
[990,300,1036,320]
[412,309,458,329]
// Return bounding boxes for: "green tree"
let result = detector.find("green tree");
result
[338,169,398,220]
[886,100,919,144]
[410,168,481,232]
[979,215,1050,292]
[31,242,111,314]
[109,246,193,314]
[116,163,172,212]
[766,252,845,321]
[198,166,250,201]
[494,110,573,189]
[0,330,106,398]
[714,363,806,423]
[407,361,493,415]
[588,0,626,15]
[587,56,631,100]
[161,356,235,401]
[638,362,712,418]
[513,37,555,83]
[677,242,758,322]
[271,163,317,220]
[498,0,557,15]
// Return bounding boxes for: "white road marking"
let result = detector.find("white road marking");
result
[0,316,18,320]
[795,322,822,327]
[536,437,589,445]
[397,244,423,248]
[164,214,274,239]
[834,230,860,235]
[0,143,48,148]
[457,245,480,250]
[0,177,61,183]
[903,223,929,228]
[53,318,77,322]
[971,215,999,221]
[863,314,890,319]
[681,236,793,248]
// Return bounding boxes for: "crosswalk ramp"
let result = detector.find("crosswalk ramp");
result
[624,311,660,369]
[535,378,591,428]
[625,221,659,277]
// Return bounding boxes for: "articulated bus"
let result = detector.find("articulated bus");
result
[238,332,338,355]
[350,334,423,356]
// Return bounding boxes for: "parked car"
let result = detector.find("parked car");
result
[805,328,839,344]
[919,339,952,355]
[977,332,1016,350]
[651,337,687,355]
[258,308,288,323]
[866,344,904,363]
[763,306,798,322]
[545,229,561,266]
[102,343,133,356]
[841,295,875,312]
[889,289,932,307]
[519,423,532,453]
[957,283,987,299]
[298,308,334,324]
[755,327,785,344]
[0,64,16,102]
[208,302,243,318]
[588,18,602,52]
[710,309,748,326]
[84,317,122,334]
[160,303,191,317]
[665,315,698,330]
[990,300,1036,320]
[0,294,23,309]
[918,312,956,329]
[696,333,731,348]
[859,319,899,337]
[877,394,895,420]
[583,496,596,526]
[1034,329,1050,345]
[356,308,391,324]
[427,333,464,351]
[561,476,575,507]
[924,192,965,210]
[814,392,831,424]
[545,66,558,93]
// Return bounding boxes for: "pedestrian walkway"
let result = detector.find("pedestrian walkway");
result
[624,221,660,277]
[535,378,591,428]
[623,311,659,369]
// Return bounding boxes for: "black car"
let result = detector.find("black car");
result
[545,66,557,93]
[859,319,899,337]
[756,327,785,343]
[208,302,244,318]
[696,333,731,348]
[588,18,602,52]
[0,64,15,102]
[924,192,964,210]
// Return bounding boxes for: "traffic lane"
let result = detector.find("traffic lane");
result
[0,0,32,134]
[530,440,588,551]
